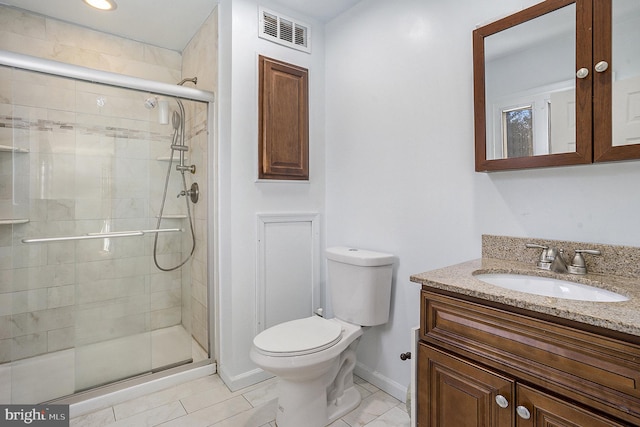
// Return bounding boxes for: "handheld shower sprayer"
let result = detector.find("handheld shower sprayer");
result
[152,76,200,272]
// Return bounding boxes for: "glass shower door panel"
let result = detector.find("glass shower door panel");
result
[73,81,156,392]
[3,68,85,403]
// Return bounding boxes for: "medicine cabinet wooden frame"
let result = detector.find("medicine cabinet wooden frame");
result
[473,0,640,172]
[258,55,309,180]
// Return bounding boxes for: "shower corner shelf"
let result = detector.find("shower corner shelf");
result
[0,144,30,153]
[0,218,30,225]
[156,214,187,219]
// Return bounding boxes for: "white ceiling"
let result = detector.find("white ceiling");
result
[0,0,361,52]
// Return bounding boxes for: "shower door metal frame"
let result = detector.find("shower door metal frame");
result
[0,49,219,401]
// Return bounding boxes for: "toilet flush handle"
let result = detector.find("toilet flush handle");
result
[315,307,324,317]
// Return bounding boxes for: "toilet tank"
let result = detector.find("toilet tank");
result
[326,247,394,326]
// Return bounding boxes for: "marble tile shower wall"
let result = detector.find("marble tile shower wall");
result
[180,8,217,353]
[0,5,182,84]
[182,103,209,351]
[0,67,207,364]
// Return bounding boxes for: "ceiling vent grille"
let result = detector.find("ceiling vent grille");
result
[259,7,311,53]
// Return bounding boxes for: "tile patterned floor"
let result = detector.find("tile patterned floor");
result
[70,374,410,427]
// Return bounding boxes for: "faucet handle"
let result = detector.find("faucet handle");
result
[568,249,601,275]
[526,243,550,269]
[525,243,548,250]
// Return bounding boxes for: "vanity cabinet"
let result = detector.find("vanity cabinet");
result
[417,290,640,426]
[419,345,626,427]
[474,0,640,171]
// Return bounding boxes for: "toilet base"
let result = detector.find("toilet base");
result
[327,385,361,424]
[275,379,361,427]
[275,376,327,427]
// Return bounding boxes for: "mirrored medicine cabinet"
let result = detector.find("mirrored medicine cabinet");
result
[473,0,640,172]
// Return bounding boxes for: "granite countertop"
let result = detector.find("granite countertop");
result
[410,258,640,338]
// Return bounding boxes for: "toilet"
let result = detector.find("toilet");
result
[250,246,394,427]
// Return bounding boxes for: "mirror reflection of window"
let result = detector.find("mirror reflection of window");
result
[484,3,576,160]
[502,106,533,158]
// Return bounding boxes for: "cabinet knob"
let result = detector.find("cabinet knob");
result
[576,67,589,79]
[594,61,609,73]
[399,352,411,361]
[495,394,509,409]
[516,405,531,419]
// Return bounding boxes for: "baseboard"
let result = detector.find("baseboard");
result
[218,365,273,392]
[354,362,408,403]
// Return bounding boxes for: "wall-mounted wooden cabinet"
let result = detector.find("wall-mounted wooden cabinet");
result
[258,55,309,180]
[474,0,640,171]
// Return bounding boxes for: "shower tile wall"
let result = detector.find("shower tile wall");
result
[0,6,182,83]
[181,7,218,353]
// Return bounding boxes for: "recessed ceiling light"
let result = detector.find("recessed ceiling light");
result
[82,0,117,11]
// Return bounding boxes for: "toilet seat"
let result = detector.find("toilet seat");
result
[253,316,343,357]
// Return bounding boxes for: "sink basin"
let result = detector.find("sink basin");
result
[474,273,628,302]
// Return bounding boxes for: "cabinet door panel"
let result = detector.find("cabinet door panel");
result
[593,0,640,161]
[258,55,309,179]
[418,343,514,427]
[516,384,626,427]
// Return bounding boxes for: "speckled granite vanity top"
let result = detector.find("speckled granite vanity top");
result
[410,235,640,337]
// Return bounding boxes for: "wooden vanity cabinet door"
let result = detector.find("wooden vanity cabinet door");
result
[418,343,514,427]
[515,384,627,427]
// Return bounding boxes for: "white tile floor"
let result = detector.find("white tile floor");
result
[70,374,410,427]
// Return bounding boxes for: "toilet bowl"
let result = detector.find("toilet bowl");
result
[250,247,394,427]
[250,316,363,426]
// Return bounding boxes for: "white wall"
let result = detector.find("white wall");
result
[325,0,640,401]
[217,0,327,389]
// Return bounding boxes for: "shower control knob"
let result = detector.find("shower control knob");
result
[177,183,199,204]
[399,352,411,361]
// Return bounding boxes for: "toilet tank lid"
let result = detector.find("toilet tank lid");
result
[326,247,394,266]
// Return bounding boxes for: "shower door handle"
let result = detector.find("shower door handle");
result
[87,228,181,236]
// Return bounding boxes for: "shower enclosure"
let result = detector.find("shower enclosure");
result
[0,52,214,404]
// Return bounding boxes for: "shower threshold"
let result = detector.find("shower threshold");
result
[0,325,208,404]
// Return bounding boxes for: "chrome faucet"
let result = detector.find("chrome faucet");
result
[546,247,568,273]
[526,243,601,275]
[525,243,566,273]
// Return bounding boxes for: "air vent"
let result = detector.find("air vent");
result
[259,7,311,53]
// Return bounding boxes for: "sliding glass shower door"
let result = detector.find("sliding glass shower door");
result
[0,65,210,403]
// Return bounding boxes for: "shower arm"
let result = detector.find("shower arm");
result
[177,77,197,86]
